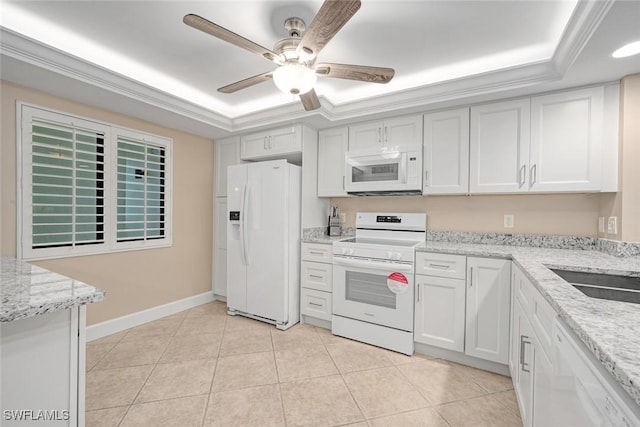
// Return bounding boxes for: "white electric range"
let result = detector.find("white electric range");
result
[332,212,427,355]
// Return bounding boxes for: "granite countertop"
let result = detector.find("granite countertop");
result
[1,255,105,323]
[418,241,640,407]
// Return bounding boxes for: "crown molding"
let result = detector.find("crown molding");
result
[552,0,615,75]
[0,1,610,136]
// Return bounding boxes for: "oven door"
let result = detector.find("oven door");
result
[333,256,414,331]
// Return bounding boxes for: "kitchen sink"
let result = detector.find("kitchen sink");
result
[550,269,640,305]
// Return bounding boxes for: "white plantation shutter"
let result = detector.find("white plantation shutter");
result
[116,135,167,242]
[20,104,172,260]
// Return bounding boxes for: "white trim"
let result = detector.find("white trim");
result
[414,341,511,376]
[76,306,86,427]
[86,291,215,342]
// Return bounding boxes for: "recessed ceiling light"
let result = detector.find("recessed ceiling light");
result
[612,41,640,58]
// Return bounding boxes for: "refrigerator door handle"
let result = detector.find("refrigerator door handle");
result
[241,183,250,265]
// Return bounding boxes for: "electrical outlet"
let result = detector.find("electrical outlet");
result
[607,217,618,235]
[504,214,514,229]
[598,217,605,233]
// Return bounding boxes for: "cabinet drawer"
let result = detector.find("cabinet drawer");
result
[531,292,556,359]
[302,261,333,292]
[416,252,467,279]
[302,243,333,263]
[301,288,332,321]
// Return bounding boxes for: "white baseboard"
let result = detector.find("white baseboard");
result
[87,291,215,342]
[414,342,511,376]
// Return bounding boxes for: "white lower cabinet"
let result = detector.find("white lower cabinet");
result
[414,275,466,352]
[213,197,228,297]
[1,306,85,427]
[300,243,333,325]
[414,253,511,365]
[465,257,511,364]
[511,295,534,426]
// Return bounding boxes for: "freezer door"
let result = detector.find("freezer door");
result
[226,164,247,313]
[245,161,289,322]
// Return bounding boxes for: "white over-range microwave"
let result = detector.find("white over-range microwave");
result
[345,147,422,195]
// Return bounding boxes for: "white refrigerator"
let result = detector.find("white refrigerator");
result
[226,159,301,330]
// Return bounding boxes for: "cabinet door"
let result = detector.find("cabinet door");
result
[318,127,349,197]
[470,98,530,193]
[414,275,466,352]
[215,137,241,197]
[383,114,422,150]
[1,307,82,427]
[349,120,382,152]
[465,257,511,364]
[240,131,270,160]
[213,198,228,297]
[530,87,603,192]
[269,125,302,154]
[423,108,470,195]
[532,337,554,427]
[512,299,534,427]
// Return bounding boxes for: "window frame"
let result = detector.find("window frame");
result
[17,102,173,261]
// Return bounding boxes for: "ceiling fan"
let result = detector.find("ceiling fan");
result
[183,0,395,111]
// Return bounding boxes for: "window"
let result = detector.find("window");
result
[19,104,172,260]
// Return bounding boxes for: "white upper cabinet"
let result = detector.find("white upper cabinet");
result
[348,114,422,152]
[214,136,241,197]
[317,127,349,197]
[423,108,470,195]
[469,98,531,193]
[240,125,303,161]
[529,86,604,192]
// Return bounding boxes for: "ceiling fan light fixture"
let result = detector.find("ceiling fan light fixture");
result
[273,62,317,95]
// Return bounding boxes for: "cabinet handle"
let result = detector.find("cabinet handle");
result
[309,274,323,279]
[530,164,537,187]
[309,302,323,307]
[519,165,526,188]
[269,136,273,149]
[429,263,449,269]
[520,335,532,373]
[343,176,345,190]
[263,136,268,149]
[424,170,429,187]
[384,126,388,142]
[469,267,473,287]
[309,251,324,255]
[417,284,421,302]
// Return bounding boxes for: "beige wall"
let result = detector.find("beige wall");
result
[1,81,214,325]
[619,74,640,241]
[332,193,603,236]
[598,73,640,241]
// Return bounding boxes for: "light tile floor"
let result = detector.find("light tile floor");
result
[86,301,522,426]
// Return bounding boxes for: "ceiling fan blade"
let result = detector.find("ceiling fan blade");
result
[315,63,395,83]
[184,14,281,64]
[218,72,273,94]
[297,0,361,58]
[300,89,321,111]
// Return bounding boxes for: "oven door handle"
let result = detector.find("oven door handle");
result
[333,257,413,272]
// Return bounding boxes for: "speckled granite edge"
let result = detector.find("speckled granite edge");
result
[427,230,598,250]
[302,227,355,244]
[598,238,640,258]
[1,255,105,323]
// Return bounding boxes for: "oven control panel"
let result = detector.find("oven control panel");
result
[376,215,401,223]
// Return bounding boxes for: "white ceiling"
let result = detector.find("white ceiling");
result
[1,0,640,139]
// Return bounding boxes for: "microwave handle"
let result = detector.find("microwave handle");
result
[400,152,408,184]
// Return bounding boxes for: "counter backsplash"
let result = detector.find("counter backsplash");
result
[426,230,598,251]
